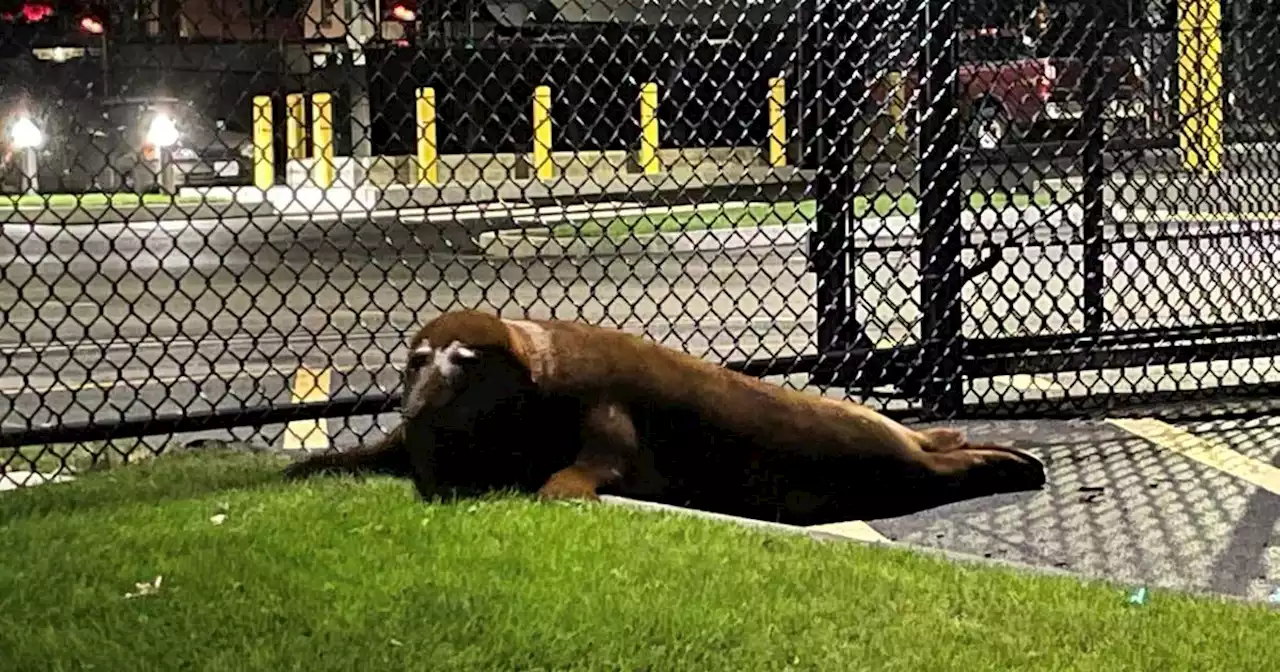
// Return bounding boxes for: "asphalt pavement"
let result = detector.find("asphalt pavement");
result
[850,415,1280,604]
[4,203,1280,431]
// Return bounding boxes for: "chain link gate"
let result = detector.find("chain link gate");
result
[808,0,1280,420]
[3,0,1280,488]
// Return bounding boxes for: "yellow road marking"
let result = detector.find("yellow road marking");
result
[1106,417,1280,496]
[284,367,332,451]
[807,520,890,544]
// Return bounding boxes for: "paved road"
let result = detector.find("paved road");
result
[3,203,1280,437]
[0,211,818,432]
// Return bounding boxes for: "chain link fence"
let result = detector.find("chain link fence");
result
[2,0,1280,489]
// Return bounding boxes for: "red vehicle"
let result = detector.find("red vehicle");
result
[870,27,1058,149]
[1040,53,1150,139]
[870,24,1155,149]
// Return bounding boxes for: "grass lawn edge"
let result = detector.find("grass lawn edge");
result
[11,447,1270,613]
[4,450,1279,670]
[597,493,1266,612]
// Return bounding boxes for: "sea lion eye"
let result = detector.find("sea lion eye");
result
[406,344,433,369]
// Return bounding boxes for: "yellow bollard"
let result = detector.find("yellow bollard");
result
[767,77,787,167]
[311,92,335,188]
[251,95,274,190]
[285,93,306,160]
[638,82,660,174]
[887,72,908,141]
[283,367,331,451]
[1177,0,1223,173]
[415,86,439,185]
[532,85,553,181]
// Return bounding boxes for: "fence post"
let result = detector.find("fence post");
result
[416,86,439,185]
[532,85,554,181]
[1081,8,1108,333]
[768,77,787,167]
[1176,0,1223,173]
[285,93,306,160]
[916,0,965,417]
[638,82,660,174]
[251,95,274,190]
[311,92,335,188]
[808,0,875,389]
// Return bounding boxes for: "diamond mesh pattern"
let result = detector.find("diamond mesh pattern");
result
[3,0,1280,486]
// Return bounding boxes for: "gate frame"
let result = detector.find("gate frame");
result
[801,0,1280,421]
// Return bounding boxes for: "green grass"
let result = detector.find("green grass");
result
[1,192,227,210]
[550,191,1067,239]
[1,451,1276,671]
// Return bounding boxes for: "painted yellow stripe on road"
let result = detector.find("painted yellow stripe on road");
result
[1106,417,1280,496]
[807,520,890,544]
[284,367,331,451]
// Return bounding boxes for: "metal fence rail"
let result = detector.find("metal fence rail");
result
[4,0,1280,486]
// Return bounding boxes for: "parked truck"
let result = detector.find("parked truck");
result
[868,25,1151,149]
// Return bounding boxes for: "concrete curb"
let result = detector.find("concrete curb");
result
[598,494,1273,609]
[479,222,814,259]
[477,202,1280,259]
[0,201,270,225]
[0,470,77,491]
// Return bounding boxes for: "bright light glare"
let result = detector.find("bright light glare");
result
[9,117,44,149]
[22,3,53,22]
[391,4,415,21]
[146,114,180,148]
[80,16,104,34]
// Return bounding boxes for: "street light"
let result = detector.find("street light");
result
[146,114,179,148]
[8,117,44,194]
[145,113,180,194]
[9,117,44,149]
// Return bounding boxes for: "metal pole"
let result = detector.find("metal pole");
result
[21,147,39,194]
[806,0,876,389]
[812,0,850,355]
[158,148,176,194]
[917,0,964,417]
[1082,6,1107,333]
[101,34,110,97]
